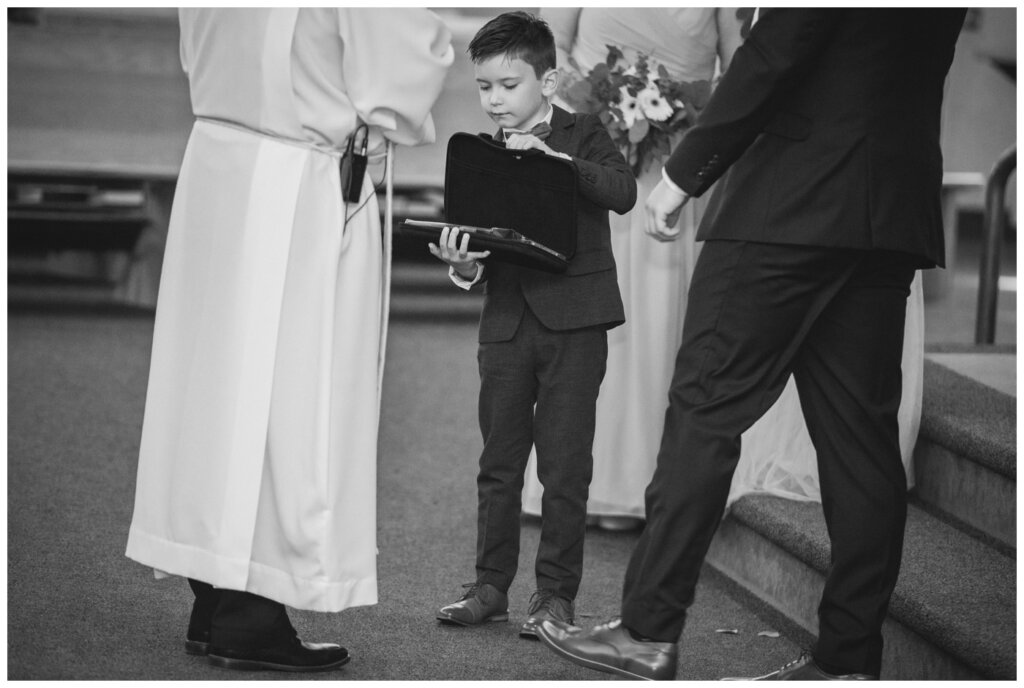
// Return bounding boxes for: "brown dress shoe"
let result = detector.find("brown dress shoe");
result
[436,582,509,626]
[519,589,575,639]
[536,617,678,681]
[722,652,877,680]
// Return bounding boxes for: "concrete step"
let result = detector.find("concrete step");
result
[391,260,467,290]
[389,290,482,321]
[706,495,1016,680]
[913,351,1016,549]
[390,260,483,321]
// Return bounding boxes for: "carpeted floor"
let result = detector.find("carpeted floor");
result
[7,304,810,680]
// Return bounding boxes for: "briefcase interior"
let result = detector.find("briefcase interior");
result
[398,132,577,273]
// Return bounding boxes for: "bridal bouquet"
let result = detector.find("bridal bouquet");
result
[558,46,711,176]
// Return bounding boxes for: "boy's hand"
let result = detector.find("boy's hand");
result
[505,133,561,158]
[428,226,491,279]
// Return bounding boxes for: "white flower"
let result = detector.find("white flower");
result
[638,85,673,122]
[618,86,644,128]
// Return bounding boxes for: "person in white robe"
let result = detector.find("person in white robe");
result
[125,8,452,671]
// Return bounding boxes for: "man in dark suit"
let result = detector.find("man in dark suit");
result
[430,11,636,640]
[536,9,966,680]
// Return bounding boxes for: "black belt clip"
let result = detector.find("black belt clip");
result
[340,124,369,203]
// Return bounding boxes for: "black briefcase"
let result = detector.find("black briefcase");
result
[398,132,577,273]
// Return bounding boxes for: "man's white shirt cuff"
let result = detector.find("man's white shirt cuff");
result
[661,169,689,199]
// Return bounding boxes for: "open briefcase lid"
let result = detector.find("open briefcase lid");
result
[398,132,577,273]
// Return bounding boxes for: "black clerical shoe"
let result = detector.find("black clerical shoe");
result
[536,617,678,681]
[436,582,509,626]
[206,635,350,672]
[185,579,221,656]
[520,589,575,639]
[185,631,211,657]
[721,652,877,680]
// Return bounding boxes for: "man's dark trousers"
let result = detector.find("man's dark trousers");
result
[620,239,915,676]
[475,306,607,600]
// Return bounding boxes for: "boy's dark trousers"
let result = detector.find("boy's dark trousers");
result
[474,306,607,600]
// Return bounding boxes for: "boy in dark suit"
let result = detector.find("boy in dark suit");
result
[428,11,636,639]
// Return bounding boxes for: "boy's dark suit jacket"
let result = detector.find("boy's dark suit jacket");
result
[476,104,636,343]
[667,8,965,268]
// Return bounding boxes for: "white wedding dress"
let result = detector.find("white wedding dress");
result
[522,8,922,520]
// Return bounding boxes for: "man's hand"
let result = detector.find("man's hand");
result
[644,179,690,242]
[428,226,490,279]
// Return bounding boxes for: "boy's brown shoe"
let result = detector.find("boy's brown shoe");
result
[520,589,575,639]
[436,582,509,626]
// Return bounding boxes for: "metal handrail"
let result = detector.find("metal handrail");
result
[974,145,1016,344]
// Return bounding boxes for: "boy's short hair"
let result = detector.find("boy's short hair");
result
[468,11,556,78]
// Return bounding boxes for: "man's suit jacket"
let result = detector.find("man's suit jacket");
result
[477,104,636,343]
[665,9,966,268]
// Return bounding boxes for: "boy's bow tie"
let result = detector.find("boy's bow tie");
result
[504,121,552,141]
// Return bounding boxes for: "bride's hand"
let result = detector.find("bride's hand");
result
[556,48,583,83]
[644,179,689,242]
[558,64,584,90]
